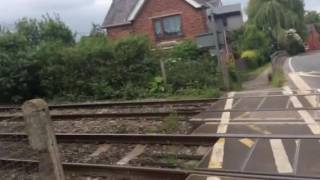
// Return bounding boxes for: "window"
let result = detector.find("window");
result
[153,15,182,39]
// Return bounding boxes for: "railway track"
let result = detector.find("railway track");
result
[1,134,320,180]
[0,111,201,121]
[2,158,319,180]
[0,133,220,145]
[0,98,218,113]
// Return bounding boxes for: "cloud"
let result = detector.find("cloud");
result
[305,0,320,12]
[0,0,112,35]
[0,0,319,36]
[1,0,95,11]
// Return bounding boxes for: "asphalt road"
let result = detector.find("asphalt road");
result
[288,51,320,89]
[190,51,320,179]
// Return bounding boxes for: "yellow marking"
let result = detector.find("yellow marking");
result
[248,124,272,135]
[208,92,235,169]
[239,138,255,148]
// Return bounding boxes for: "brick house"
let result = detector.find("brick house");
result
[102,0,243,48]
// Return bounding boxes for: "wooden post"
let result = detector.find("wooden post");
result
[22,99,65,180]
[160,58,167,84]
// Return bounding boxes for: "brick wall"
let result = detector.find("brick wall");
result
[107,25,133,40]
[107,0,208,44]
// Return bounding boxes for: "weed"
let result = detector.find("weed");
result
[161,113,179,134]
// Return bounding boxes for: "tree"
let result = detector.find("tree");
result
[16,18,41,46]
[305,11,320,32]
[305,11,320,24]
[39,15,75,45]
[247,0,305,42]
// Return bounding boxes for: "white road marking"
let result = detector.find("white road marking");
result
[289,57,295,72]
[216,92,235,133]
[249,125,293,173]
[283,86,320,134]
[288,57,319,106]
[208,92,234,169]
[270,139,294,173]
[191,117,307,122]
[194,122,319,125]
[207,177,222,180]
[256,96,267,110]
[298,72,320,78]
[207,177,221,180]
[288,73,318,107]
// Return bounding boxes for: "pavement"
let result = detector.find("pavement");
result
[190,51,320,180]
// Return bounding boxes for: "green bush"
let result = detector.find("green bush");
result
[170,40,200,60]
[281,29,305,56]
[0,16,221,103]
[241,50,259,69]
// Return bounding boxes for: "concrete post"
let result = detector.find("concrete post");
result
[22,99,65,180]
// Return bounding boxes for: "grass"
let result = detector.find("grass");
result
[161,113,179,134]
[271,71,285,88]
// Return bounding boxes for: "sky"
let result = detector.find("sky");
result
[0,0,320,36]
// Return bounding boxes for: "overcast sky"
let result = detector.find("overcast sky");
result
[0,0,320,36]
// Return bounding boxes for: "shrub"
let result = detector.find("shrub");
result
[161,113,179,133]
[241,50,259,69]
[0,15,222,103]
[170,40,200,60]
[282,29,305,55]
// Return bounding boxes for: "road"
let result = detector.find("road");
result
[287,51,320,89]
[190,52,320,180]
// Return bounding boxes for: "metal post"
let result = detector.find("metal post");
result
[22,99,65,180]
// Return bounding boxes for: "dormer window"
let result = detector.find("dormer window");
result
[153,15,183,40]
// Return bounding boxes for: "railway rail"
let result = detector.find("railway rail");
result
[0,90,318,112]
[0,111,201,121]
[0,98,218,112]
[1,158,319,180]
[1,134,320,180]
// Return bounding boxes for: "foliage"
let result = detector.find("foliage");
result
[305,11,320,24]
[241,50,258,60]
[241,50,259,69]
[305,11,320,32]
[170,40,200,61]
[163,42,220,92]
[161,113,179,134]
[230,25,272,68]
[0,17,221,103]
[281,29,305,55]
[247,0,305,41]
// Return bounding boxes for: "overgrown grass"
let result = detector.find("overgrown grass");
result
[271,71,285,88]
[161,113,179,134]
